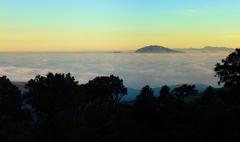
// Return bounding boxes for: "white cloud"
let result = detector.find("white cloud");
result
[0,66,63,81]
[0,51,228,88]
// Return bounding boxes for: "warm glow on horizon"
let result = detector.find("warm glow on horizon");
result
[1,0,240,52]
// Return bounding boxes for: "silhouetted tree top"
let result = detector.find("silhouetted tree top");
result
[0,76,21,113]
[215,48,240,88]
[204,86,214,96]
[136,85,155,102]
[1,72,240,142]
[135,86,157,114]
[200,86,216,105]
[25,73,79,114]
[160,85,170,98]
[172,84,197,99]
[83,75,127,105]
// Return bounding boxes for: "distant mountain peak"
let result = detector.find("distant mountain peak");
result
[203,46,233,51]
[136,45,180,53]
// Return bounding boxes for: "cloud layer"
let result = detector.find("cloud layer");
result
[0,51,230,88]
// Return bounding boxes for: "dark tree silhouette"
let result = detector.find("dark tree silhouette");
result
[215,48,240,88]
[25,73,82,142]
[160,85,170,98]
[136,85,154,102]
[201,86,215,105]
[1,71,240,141]
[172,84,197,100]
[82,75,127,106]
[25,73,80,115]
[158,85,177,107]
[0,76,31,142]
[135,86,156,113]
[0,76,21,113]
[204,86,214,96]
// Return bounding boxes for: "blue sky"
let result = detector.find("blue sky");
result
[0,0,240,51]
[1,0,239,10]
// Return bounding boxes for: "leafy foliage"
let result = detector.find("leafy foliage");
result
[136,85,154,103]
[215,48,240,88]
[82,75,127,106]
[160,85,170,98]
[25,73,80,114]
[172,84,198,99]
[0,76,21,113]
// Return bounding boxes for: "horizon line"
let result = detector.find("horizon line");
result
[0,46,237,53]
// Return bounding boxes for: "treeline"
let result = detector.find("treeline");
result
[0,49,240,142]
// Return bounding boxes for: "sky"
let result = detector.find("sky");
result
[0,0,240,52]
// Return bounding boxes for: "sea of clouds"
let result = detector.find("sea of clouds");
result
[0,51,230,89]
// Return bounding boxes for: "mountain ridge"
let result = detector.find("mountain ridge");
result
[136,45,181,53]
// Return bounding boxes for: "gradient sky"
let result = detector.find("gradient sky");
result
[0,0,240,52]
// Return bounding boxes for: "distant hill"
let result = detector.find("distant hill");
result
[136,45,180,53]
[202,46,234,51]
[181,46,234,51]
